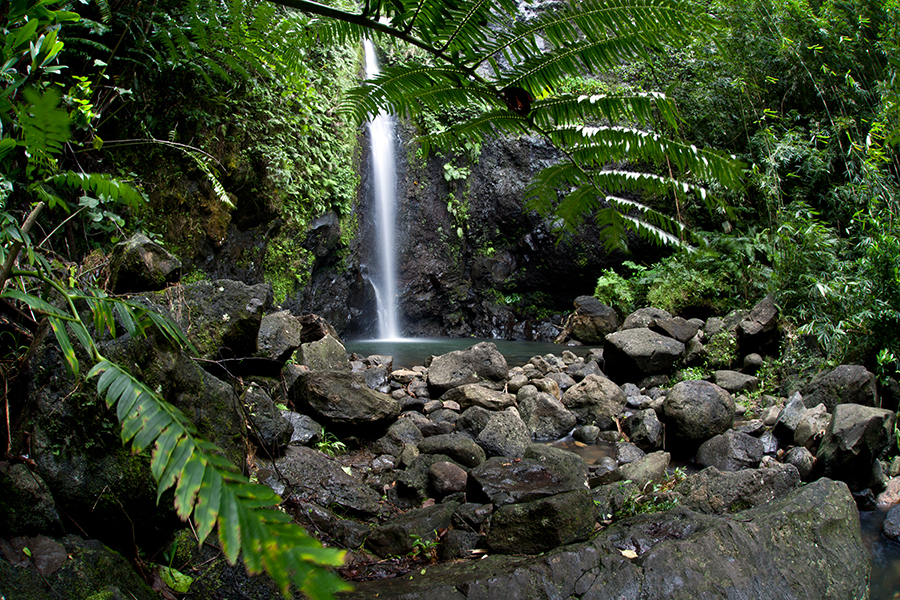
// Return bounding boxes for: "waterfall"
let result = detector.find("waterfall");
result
[364,40,402,340]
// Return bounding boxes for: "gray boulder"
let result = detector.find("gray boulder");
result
[650,316,700,344]
[297,334,350,371]
[564,295,618,344]
[486,489,597,554]
[619,451,670,491]
[712,369,759,394]
[517,385,577,440]
[801,364,878,412]
[695,429,763,471]
[429,462,469,498]
[242,384,293,454]
[815,403,895,491]
[109,233,181,294]
[565,359,604,381]
[281,411,324,446]
[676,464,801,514]
[256,309,302,362]
[418,433,486,468]
[289,371,401,429]
[662,380,736,447]
[561,374,626,430]
[0,463,63,537]
[793,403,831,449]
[773,392,807,442]
[622,409,663,450]
[476,408,531,458]
[371,417,424,456]
[783,446,816,481]
[273,446,382,516]
[440,384,516,411]
[738,294,779,345]
[523,444,589,487]
[366,502,460,558]
[621,307,673,330]
[456,405,494,439]
[343,478,867,600]
[884,504,900,541]
[469,456,587,506]
[427,342,508,393]
[604,328,685,383]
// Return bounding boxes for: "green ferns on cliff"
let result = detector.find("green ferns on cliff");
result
[277,0,744,250]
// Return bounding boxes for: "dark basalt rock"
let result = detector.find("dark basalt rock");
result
[427,342,509,393]
[366,502,461,558]
[468,456,586,506]
[604,328,685,383]
[662,380,735,450]
[289,371,401,430]
[801,364,878,412]
[109,233,182,294]
[486,489,597,554]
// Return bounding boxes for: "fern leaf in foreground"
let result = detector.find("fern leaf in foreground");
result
[89,359,350,599]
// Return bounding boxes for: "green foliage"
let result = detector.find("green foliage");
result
[315,432,347,458]
[282,0,744,251]
[673,367,709,383]
[593,269,635,320]
[705,330,739,370]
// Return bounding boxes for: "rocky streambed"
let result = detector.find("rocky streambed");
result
[0,263,894,599]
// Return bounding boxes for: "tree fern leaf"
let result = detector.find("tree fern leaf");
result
[48,316,78,377]
[133,405,173,452]
[217,490,241,564]
[158,437,194,499]
[151,427,181,481]
[193,464,222,542]
[174,455,206,519]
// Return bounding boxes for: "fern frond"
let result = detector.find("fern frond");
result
[47,171,147,208]
[89,359,350,599]
[421,109,530,155]
[531,92,679,130]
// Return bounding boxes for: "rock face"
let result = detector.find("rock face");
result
[695,430,764,471]
[427,342,509,392]
[297,334,350,371]
[255,309,302,362]
[662,380,736,448]
[486,489,597,554]
[517,385,577,440]
[342,478,868,600]
[289,371,401,429]
[468,456,587,506]
[676,464,801,514]
[814,403,894,491]
[109,233,182,294]
[604,328,685,383]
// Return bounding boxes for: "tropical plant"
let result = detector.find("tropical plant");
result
[1,2,348,598]
[273,0,744,251]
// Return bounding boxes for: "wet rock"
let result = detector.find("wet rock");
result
[523,444,589,487]
[469,456,586,506]
[364,365,390,393]
[712,369,759,394]
[815,403,895,491]
[297,334,350,371]
[109,233,182,294]
[604,328,685,383]
[438,529,482,560]
[773,392,806,442]
[274,446,382,516]
[0,463,63,537]
[588,456,622,487]
[801,365,878,412]
[561,374,626,430]
[397,454,462,501]
[573,425,601,444]
[366,502,460,558]
[418,433,486,468]
[544,371,577,392]
[427,342,508,393]
[255,310,302,362]
[371,418,424,456]
[486,489,597,554]
[615,441,646,465]
[622,409,663,451]
[343,480,867,600]
[696,429,763,471]
[475,408,531,458]
[289,371,401,430]
[440,383,517,411]
[662,380,735,448]
[564,296,618,344]
[429,462,469,498]
[676,463,801,514]
[0,535,157,600]
[884,504,900,541]
[793,403,831,449]
[453,503,493,530]
[242,384,293,454]
[784,446,816,481]
[456,405,494,439]
[517,385,577,440]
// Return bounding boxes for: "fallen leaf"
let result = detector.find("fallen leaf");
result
[620,549,638,559]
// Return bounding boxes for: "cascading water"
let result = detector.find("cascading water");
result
[364,40,402,340]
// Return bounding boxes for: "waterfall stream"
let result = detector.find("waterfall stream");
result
[364,40,402,340]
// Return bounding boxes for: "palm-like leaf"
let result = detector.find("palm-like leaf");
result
[275,0,744,250]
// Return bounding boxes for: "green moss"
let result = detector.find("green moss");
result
[264,235,313,304]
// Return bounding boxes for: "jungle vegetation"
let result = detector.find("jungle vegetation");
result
[1,0,900,597]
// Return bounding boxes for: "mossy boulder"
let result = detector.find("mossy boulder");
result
[109,233,182,294]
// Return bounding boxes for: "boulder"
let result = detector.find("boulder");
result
[456,406,494,439]
[815,403,895,491]
[675,464,801,514]
[429,462,469,498]
[108,233,182,294]
[793,403,831,449]
[281,411,324,446]
[604,328,685,383]
[343,478,867,600]
[476,408,531,458]
[565,296,618,344]
[151,279,272,360]
[256,309,302,362]
[621,307,673,330]
[618,451,670,490]
[738,294,779,347]
[289,371,401,429]
[427,342,508,392]
[712,370,759,394]
[523,444,589,487]
[565,359,604,381]
[783,446,816,481]
[695,429,763,471]
[486,489,597,554]
[242,384,293,454]
[440,384,517,411]
[650,316,700,344]
[418,433,486,468]
[371,417,424,456]
[469,456,587,506]
[884,504,900,541]
[622,409,663,451]
[517,385,577,440]
[366,502,460,558]
[560,374,626,430]
[297,334,350,371]
[273,446,382,516]
[662,380,736,448]
[396,454,463,501]
[773,392,806,442]
[0,463,63,537]
[801,365,878,412]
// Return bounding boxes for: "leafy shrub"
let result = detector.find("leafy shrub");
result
[705,330,738,370]
[593,269,635,319]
